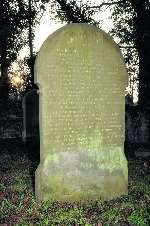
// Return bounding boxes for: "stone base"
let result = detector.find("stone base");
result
[35,147,128,203]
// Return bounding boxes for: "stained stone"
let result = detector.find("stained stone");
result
[35,23,128,203]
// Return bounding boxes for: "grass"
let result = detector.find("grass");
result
[0,143,150,225]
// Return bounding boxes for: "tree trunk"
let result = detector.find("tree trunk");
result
[0,37,9,98]
[28,0,34,83]
[131,1,150,108]
[1,41,8,81]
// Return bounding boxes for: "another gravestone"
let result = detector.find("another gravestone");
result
[22,88,40,193]
[22,89,40,162]
[35,23,128,202]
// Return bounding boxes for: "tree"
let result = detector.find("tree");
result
[42,0,99,25]
[0,0,29,81]
[0,0,46,98]
[130,0,150,107]
[0,0,45,81]
[110,1,138,103]
[91,0,150,107]
[110,0,150,107]
[26,0,46,83]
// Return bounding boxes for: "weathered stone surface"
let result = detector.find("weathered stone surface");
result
[35,23,128,203]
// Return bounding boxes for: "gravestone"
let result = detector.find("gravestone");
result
[22,88,40,193]
[125,104,150,159]
[35,23,128,202]
[22,89,40,162]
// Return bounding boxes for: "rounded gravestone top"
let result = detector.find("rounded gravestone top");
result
[35,23,128,87]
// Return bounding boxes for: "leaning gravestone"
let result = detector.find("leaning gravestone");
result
[35,23,128,202]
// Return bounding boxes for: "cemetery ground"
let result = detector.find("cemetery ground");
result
[0,140,150,226]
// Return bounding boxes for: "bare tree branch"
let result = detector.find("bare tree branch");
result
[87,1,124,10]
[119,45,137,49]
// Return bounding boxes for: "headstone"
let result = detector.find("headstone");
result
[125,104,150,158]
[35,23,128,203]
[22,89,40,162]
[0,99,22,139]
